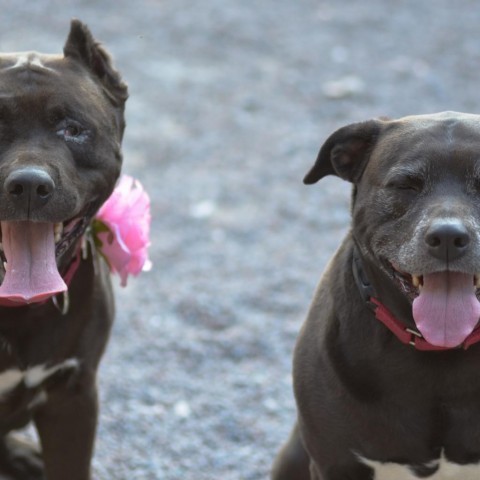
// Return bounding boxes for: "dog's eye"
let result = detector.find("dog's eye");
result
[64,125,81,137]
[56,121,87,144]
[395,184,420,192]
[386,176,423,193]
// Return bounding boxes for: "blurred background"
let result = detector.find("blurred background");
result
[2,0,480,478]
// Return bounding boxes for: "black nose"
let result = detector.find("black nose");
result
[5,167,55,210]
[425,220,470,262]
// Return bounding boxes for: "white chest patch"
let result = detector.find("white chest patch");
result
[0,358,79,397]
[359,452,480,479]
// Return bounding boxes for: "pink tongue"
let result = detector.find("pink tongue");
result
[0,222,66,304]
[412,271,480,348]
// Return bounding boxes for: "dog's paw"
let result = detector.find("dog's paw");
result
[0,435,44,480]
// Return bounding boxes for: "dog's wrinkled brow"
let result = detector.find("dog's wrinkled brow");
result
[383,163,428,184]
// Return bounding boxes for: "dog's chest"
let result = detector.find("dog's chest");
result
[361,452,480,479]
[0,358,79,392]
[0,358,78,409]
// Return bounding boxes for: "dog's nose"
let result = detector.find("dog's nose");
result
[425,220,470,262]
[5,168,55,209]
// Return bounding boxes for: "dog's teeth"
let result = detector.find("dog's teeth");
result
[476,275,480,288]
[412,275,421,288]
[3,262,7,271]
[54,223,63,243]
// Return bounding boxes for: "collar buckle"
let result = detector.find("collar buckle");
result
[405,327,423,346]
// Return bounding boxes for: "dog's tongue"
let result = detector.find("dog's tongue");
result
[0,221,66,304]
[412,271,480,348]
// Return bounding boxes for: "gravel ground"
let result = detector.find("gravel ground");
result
[2,1,480,479]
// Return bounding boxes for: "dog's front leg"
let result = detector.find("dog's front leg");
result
[33,372,98,480]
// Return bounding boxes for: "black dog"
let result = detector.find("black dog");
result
[0,21,127,480]
[272,112,480,479]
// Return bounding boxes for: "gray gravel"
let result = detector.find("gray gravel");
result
[2,0,480,478]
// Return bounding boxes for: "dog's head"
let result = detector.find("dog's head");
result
[0,20,128,304]
[306,112,480,348]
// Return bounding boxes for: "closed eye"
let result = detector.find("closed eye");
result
[385,175,424,193]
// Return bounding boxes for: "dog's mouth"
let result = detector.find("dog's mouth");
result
[391,264,480,348]
[392,266,480,300]
[0,212,91,305]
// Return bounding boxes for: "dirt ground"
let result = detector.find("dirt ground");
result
[2,0,480,478]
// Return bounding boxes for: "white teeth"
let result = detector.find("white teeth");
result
[3,262,7,271]
[54,223,63,244]
[412,275,421,288]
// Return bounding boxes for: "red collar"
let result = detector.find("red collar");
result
[370,297,480,351]
[352,251,480,352]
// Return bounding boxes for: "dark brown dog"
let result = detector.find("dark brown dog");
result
[0,21,127,480]
[272,112,480,479]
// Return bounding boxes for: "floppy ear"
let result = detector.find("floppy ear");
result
[303,119,385,184]
[63,19,128,107]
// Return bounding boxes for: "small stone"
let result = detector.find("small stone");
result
[322,75,365,99]
[190,200,216,219]
[174,400,192,418]
[263,397,278,411]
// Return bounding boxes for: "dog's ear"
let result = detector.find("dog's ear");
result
[63,19,128,106]
[304,119,385,184]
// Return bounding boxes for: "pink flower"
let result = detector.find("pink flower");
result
[94,175,152,286]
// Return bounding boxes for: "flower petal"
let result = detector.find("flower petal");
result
[94,174,152,286]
